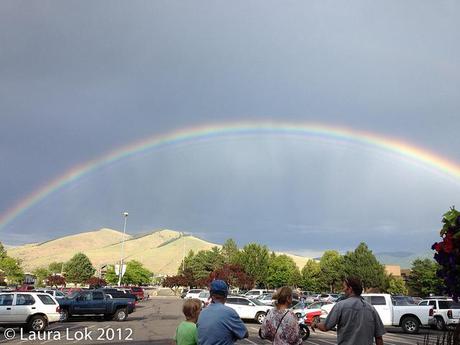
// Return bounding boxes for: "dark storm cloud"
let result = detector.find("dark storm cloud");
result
[0,1,459,255]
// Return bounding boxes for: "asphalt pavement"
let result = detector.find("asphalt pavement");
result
[0,297,448,345]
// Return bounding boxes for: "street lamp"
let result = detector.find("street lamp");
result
[118,211,129,286]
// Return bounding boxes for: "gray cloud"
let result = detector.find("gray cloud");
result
[0,1,459,256]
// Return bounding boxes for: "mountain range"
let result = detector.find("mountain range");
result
[6,228,431,275]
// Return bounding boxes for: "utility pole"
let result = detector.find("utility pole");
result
[118,212,129,286]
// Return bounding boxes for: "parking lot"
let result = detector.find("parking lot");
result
[0,296,447,345]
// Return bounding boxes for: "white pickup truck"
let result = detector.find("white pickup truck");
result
[362,294,433,334]
[419,298,460,330]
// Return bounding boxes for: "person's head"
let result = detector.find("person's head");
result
[182,298,202,322]
[209,280,228,303]
[273,286,293,307]
[343,276,363,297]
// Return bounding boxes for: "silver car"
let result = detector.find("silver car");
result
[0,292,61,331]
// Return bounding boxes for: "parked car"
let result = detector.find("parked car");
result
[34,289,66,299]
[58,290,135,322]
[184,289,204,299]
[291,301,331,318]
[59,287,82,296]
[226,296,273,324]
[99,288,137,304]
[419,298,460,330]
[197,290,210,306]
[318,293,340,302]
[0,292,61,331]
[256,293,274,306]
[129,287,145,301]
[362,293,434,334]
[244,289,272,298]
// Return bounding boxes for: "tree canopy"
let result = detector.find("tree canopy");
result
[343,242,386,290]
[266,254,301,288]
[407,258,443,296]
[238,243,270,286]
[64,253,95,284]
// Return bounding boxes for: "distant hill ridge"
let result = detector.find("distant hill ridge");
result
[8,228,309,275]
[7,228,421,274]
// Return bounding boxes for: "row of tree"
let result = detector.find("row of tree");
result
[164,239,444,296]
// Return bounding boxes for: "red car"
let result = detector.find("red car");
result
[129,287,145,301]
[304,310,323,325]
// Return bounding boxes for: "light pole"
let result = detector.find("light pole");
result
[118,211,129,286]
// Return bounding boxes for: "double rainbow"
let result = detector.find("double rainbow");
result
[1,121,459,232]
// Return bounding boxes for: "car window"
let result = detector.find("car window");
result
[92,291,104,300]
[56,291,65,297]
[438,301,453,309]
[37,294,56,305]
[371,296,386,306]
[238,298,251,305]
[309,302,321,309]
[226,297,238,304]
[249,298,265,306]
[16,294,35,305]
[80,292,92,301]
[0,294,13,306]
[419,301,428,306]
[429,301,436,307]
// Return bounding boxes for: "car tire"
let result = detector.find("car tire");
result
[299,324,310,341]
[401,316,420,334]
[114,308,128,321]
[60,309,69,322]
[28,315,48,332]
[435,317,446,331]
[255,312,266,324]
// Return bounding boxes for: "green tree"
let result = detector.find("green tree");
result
[0,242,7,259]
[301,260,321,291]
[178,248,224,281]
[267,254,301,288]
[105,265,118,285]
[238,243,270,287]
[343,242,386,290]
[64,253,95,285]
[33,267,50,288]
[384,275,408,295]
[0,256,24,285]
[222,239,239,264]
[48,262,65,274]
[122,260,153,285]
[407,258,443,296]
[319,250,344,292]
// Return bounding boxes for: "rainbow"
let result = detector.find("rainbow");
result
[1,121,460,232]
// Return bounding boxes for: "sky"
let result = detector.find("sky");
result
[1,1,459,259]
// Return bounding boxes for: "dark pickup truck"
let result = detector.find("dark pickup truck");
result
[58,290,135,321]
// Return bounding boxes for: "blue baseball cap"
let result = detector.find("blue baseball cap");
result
[210,280,228,297]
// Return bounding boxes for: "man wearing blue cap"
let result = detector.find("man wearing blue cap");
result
[197,280,248,345]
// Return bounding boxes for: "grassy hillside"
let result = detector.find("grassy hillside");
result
[8,228,310,275]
